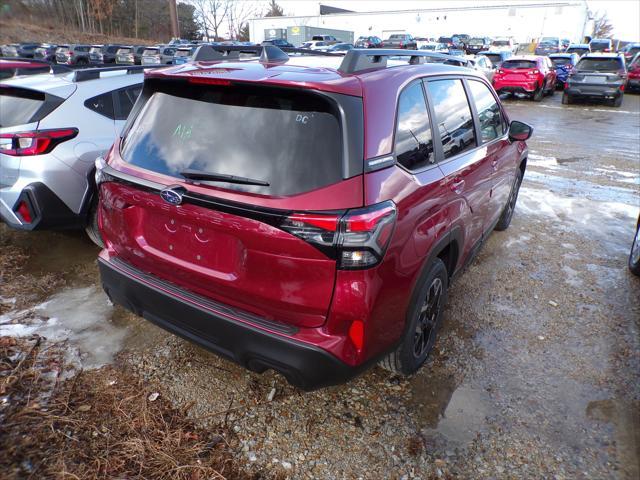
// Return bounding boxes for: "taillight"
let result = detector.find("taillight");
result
[529,69,540,75]
[280,201,397,269]
[496,69,504,74]
[16,200,33,223]
[0,128,78,156]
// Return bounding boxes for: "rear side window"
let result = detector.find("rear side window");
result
[121,84,344,196]
[115,85,142,120]
[85,92,115,119]
[501,60,537,69]
[468,81,505,143]
[0,87,62,128]
[427,79,476,160]
[394,82,434,170]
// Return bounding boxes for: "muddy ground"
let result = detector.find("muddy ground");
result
[1,91,639,479]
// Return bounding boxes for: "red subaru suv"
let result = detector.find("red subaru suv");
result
[96,47,532,389]
[493,55,557,101]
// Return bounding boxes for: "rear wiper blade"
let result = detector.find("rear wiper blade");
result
[180,169,270,186]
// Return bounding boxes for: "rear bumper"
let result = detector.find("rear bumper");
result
[98,255,369,390]
[565,85,623,98]
[495,81,538,94]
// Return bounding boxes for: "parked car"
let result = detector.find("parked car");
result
[261,38,294,48]
[492,37,518,53]
[33,44,58,63]
[0,58,58,80]
[437,36,454,48]
[141,46,178,65]
[466,55,494,81]
[299,41,331,50]
[589,38,614,53]
[563,53,627,106]
[0,44,19,57]
[89,45,104,63]
[354,36,383,48]
[324,43,354,54]
[566,43,590,56]
[627,52,640,92]
[561,39,571,50]
[101,44,125,64]
[419,42,449,53]
[0,66,145,246]
[382,34,417,49]
[115,45,147,65]
[548,53,580,88]
[535,37,562,55]
[173,45,198,64]
[621,43,640,64]
[94,47,532,389]
[16,42,42,58]
[311,35,338,45]
[452,34,470,50]
[478,50,512,68]
[466,37,492,54]
[493,56,557,101]
[55,44,92,65]
[629,215,640,276]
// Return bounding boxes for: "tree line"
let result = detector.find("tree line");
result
[1,0,285,41]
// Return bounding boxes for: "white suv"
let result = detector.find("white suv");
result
[0,66,146,246]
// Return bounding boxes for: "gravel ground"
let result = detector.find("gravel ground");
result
[1,90,639,479]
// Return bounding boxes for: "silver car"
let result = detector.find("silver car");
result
[0,67,144,245]
[141,45,177,65]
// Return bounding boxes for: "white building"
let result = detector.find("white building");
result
[249,1,592,45]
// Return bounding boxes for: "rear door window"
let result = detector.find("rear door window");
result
[121,83,344,196]
[394,82,434,170]
[427,79,477,160]
[468,80,505,143]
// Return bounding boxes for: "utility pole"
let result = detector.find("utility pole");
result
[168,0,179,38]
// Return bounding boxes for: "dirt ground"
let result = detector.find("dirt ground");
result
[1,90,639,479]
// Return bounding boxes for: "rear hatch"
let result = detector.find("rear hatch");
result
[116,47,133,63]
[572,57,625,86]
[55,46,70,62]
[499,59,538,81]
[142,48,160,64]
[100,77,364,328]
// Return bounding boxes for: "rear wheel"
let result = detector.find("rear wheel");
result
[495,167,523,231]
[562,92,572,104]
[379,258,448,375]
[532,86,543,102]
[629,221,640,276]
[612,94,623,107]
[85,200,104,248]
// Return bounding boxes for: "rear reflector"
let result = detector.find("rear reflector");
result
[348,320,365,351]
[16,200,32,223]
[0,128,78,156]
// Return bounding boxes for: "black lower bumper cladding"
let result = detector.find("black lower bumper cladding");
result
[98,257,363,390]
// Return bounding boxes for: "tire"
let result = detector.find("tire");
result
[532,86,543,102]
[379,258,449,375]
[613,94,623,107]
[494,167,523,231]
[547,84,555,96]
[562,92,572,105]
[76,58,88,65]
[85,200,105,248]
[629,221,640,276]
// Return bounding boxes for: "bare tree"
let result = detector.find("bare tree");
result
[191,0,230,41]
[227,0,257,40]
[264,0,283,17]
[592,12,614,38]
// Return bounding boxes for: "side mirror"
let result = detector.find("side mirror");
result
[508,120,533,141]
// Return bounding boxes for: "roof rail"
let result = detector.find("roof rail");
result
[338,49,462,74]
[193,44,339,59]
[72,65,162,82]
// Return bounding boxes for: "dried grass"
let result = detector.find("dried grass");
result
[0,336,249,480]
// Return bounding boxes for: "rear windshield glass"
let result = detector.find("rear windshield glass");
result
[501,60,537,69]
[121,84,343,196]
[175,49,191,56]
[492,40,510,46]
[90,47,102,53]
[484,54,502,64]
[590,40,610,48]
[469,38,485,44]
[0,87,47,128]
[539,37,559,45]
[551,57,572,66]
[57,47,70,53]
[117,48,132,54]
[143,48,158,55]
[567,47,588,53]
[576,58,623,72]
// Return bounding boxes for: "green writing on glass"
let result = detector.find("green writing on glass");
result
[173,123,193,140]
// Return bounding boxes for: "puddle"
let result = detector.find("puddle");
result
[0,286,127,370]
[409,373,494,446]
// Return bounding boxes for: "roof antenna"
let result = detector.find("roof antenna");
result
[259,45,289,64]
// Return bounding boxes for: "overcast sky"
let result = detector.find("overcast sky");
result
[260,0,639,40]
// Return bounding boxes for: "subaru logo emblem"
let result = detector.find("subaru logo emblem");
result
[160,186,184,206]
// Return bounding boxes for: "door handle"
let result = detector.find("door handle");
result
[492,159,499,171]
[449,177,465,194]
